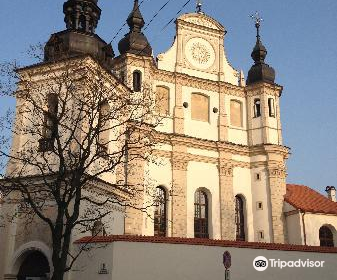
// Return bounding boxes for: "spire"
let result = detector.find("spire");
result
[247,12,275,85]
[63,0,101,34]
[127,0,145,32]
[118,0,152,57]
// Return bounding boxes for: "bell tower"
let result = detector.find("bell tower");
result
[44,0,114,70]
[245,13,288,244]
[113,0,154,92]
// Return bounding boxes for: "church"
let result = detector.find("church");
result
[1,0,337,279]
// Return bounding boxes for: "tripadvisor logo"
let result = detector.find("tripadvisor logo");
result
[253,256,268,271]
[253,256,325,271]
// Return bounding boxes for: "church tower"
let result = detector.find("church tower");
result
[245,14,288,243]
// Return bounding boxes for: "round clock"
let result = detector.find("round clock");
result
[185,37,215,70]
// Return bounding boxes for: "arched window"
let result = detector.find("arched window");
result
[98,101,110,153]
[133,70,142,92]
[230,100,243,127]
[194,190,209,238]
[40,93,58,151]
[191,93,209,122]
[78,15,86,32]
[17,251,50,280]
[268,98,275,117]
[154,187,167,237]
[319,226,334,247]
[253,98,261,118]
[155,86,170,115]
[43,93,58,139]
[235,195,245,241]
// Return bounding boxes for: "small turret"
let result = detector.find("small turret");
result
[118,0,152,57]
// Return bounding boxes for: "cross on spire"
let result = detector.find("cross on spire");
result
[196,0,203,14]
[250,11,263,39]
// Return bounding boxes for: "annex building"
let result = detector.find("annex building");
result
[0,0,337,279]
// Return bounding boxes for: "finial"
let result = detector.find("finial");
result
[196,0,203,14]
[250,11,263,40]
[247,11,275,85]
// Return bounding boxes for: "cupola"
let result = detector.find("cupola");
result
[118,0,152,57]
[44,0,114,70]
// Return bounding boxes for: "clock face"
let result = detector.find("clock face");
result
[185,37,215,70]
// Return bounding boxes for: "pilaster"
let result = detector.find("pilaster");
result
[124,157,146,235]
[218,89,229,141]
[171,146,188,237]
[218,151,235,240]
[173,82,184,134]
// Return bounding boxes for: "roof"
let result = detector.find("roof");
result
[285,184,337,215]
[75,235,337,254]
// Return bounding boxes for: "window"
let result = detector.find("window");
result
[230,100,243,127]
[79,15,86,32]
[154,187,167,237]
[120,71,125,83]
[40,94,58,151]
[319,226,334,247]
[256,202,263,210]
[98,101,110,153]
[235,195,245,241]
[258,230,264,240]
[268,98,275,117]
[155,86,169,115]
[191,93,209,122]
[194,190,209,238]
[256,173,261,180]
[133,70,142,92]
[253,99,261,118]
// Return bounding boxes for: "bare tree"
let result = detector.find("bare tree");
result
[0,52,163,280]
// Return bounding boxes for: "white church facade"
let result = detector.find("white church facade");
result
[0,0,337,279]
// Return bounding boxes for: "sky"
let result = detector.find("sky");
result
[0,0,336,193]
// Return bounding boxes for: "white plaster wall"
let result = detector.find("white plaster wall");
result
[157,39,177,73]
[182,86,219,141]
[303,213,337,247]
[186,161,220,239]
[233,167,254,241]
[285,212,304,245]
[267,127,280,144]
[250,167,273,242]
[74,241,337,280]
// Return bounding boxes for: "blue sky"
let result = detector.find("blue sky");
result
[0,0,336,193]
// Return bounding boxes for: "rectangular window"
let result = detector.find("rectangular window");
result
[254,99,261,118]
[191,93,209,122]
[256,202,263,210]
[268,98,275,117]
[155,86,170,115]
[258,230,265,240]
[230,100,243,127]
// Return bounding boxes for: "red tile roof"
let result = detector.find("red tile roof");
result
[285,184,337,215]
[74,235,337,253]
